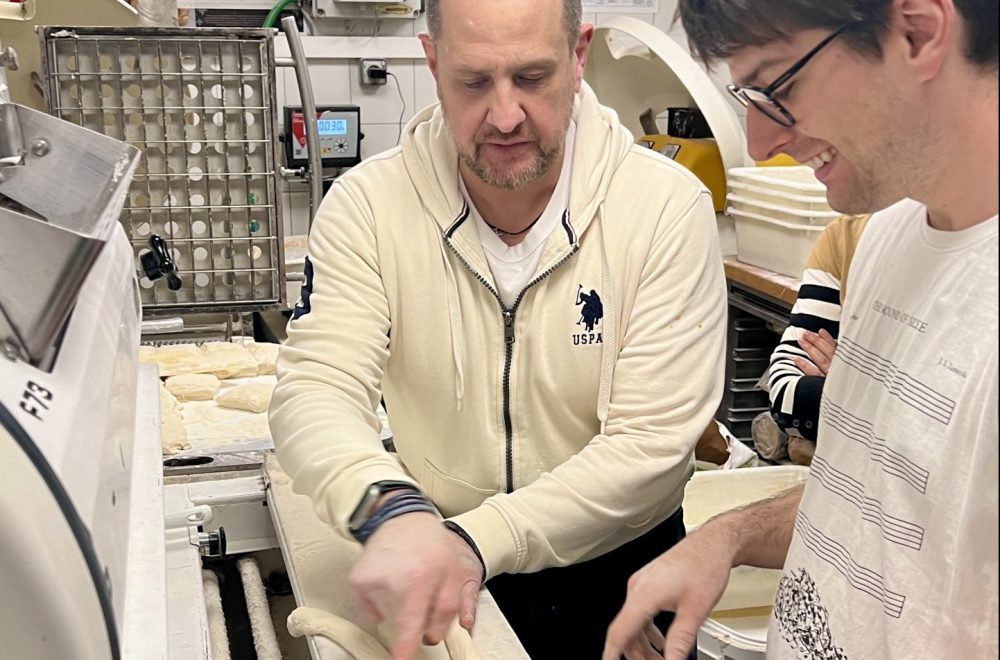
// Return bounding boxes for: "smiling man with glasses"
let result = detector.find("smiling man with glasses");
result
[603,0,998,659]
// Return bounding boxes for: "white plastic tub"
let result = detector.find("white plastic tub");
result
[727,179,831,214]
[727,189,839,225]
[727,166,826,195]
[684,466,810,660]
[729,207,826,277]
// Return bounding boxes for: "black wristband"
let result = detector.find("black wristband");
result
[444,520,487,582]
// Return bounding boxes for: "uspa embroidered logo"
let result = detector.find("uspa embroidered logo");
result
[573,284,603,345]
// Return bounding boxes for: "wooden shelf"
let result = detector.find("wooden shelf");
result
[723,257,801,307]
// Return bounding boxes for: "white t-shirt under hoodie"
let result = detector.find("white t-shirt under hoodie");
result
[769,198,999,659]
[463,122,576,308]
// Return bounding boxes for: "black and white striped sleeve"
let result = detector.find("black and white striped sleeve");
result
[767,267,842,440]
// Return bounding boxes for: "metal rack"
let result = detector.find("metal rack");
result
[40,27,285,314]
[716,283,787,445]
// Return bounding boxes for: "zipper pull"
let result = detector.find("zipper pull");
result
[504,311,515,345]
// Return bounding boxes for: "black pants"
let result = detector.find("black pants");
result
[486,507,695,660]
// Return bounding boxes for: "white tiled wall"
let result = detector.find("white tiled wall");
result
[278,6,742,237]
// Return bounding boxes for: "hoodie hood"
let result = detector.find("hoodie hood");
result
[400,81,635,240]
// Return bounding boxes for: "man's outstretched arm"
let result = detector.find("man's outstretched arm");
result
[603,484,804,660]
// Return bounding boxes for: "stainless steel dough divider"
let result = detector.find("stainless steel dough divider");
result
[40,27,285,314]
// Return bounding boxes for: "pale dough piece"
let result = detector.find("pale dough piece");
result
[372,619,480,660]
[141,344,202,378]
[165,374,221,401]
[159,382,180,414]
[287,607,391,660]
[199,342,260,379]
[159,384,191,454]
[215,383,273,414]
[248,342,279,375]
[443,620,480,660]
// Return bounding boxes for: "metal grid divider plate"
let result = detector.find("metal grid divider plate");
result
[40,27,285,314]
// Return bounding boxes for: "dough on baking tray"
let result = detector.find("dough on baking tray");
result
[141,342,261,379]
[159,384,190,454]
[248,341,279,375]
[199,342,260,379]
[141,344,202,378]
[215,383,273,414]
[165,374,221,401]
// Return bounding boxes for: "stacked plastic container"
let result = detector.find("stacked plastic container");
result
[726,166,840,277]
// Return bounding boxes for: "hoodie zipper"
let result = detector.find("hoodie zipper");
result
[444,237,579,492]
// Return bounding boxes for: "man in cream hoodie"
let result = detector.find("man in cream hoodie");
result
[269,0,726,657]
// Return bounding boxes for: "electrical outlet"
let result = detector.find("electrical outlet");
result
[360,58,387,86]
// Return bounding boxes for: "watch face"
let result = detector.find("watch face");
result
[349,483,382,531]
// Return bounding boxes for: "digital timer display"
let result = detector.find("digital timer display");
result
[317,118,348,135]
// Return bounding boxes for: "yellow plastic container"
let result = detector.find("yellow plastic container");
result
[755,153,800,167]
[639,134,728,213]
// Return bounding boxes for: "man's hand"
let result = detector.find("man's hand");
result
[349,512,483,660]
[794,328,838,376]
[602,528,734,660]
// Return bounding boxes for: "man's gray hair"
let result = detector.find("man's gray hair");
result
[425,0,583,51]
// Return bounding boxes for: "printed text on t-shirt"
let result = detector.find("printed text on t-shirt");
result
[872,300,928,333]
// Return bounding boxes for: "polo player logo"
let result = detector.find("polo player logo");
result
[573,284,604,345]
[291,256,314,320]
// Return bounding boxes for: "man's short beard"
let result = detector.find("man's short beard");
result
[459,138,564,190]
[445,103,572,190]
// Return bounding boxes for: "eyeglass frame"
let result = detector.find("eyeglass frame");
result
[726,22,853,127]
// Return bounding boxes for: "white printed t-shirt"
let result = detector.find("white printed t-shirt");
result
[769,198,999,659]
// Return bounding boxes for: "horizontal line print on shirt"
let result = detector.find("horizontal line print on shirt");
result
[795,511,907,619]
[837,337,956,425]
[821,397,930,493]
[810,455,926,550]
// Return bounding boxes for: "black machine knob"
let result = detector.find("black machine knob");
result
[140,234,182,291]
[196,526,227,559]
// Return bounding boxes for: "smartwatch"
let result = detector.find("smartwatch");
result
[347,480,420,537]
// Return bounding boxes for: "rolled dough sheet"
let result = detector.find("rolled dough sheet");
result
[264,455,528,660]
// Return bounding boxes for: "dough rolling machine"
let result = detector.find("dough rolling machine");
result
[0,43,526,660]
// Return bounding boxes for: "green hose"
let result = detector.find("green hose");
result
[263,0,299,28]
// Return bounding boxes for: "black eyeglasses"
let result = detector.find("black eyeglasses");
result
[727,23,852,127]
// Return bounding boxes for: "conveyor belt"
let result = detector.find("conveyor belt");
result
[263,454,528,660]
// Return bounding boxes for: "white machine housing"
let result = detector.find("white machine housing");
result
[0,100,165,659]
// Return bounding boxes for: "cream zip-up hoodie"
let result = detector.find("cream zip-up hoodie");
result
[270,83,727,579]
